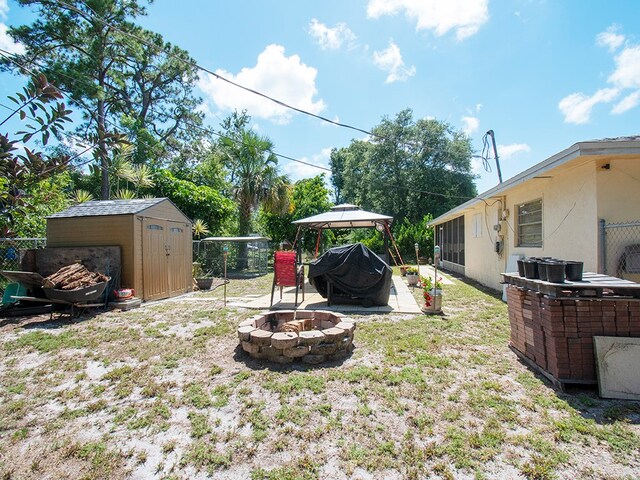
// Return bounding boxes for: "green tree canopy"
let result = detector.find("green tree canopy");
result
[5,0,203,198]
[330,108,477,222]
[259,174,333,251]
[152,170,235,235]
[0,73,72,236]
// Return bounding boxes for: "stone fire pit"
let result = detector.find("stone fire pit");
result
[237,310,356,364]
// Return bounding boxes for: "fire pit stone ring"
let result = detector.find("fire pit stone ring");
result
[237,310,356,364]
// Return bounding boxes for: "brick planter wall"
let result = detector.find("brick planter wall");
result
[506,285,640,382]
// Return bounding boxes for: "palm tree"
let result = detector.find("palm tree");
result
[222,129,290,269]
[223,130,290,237]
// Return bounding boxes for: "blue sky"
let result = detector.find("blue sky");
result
[1,0,639,194]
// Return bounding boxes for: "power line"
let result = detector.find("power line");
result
[54,0,377,138]
[1,31,477,202]
[4,1,478,181]
[52,0,468,160]
[0,47,331,174]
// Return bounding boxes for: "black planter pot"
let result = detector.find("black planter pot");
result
[538,262,549,281]
[565,261,584,281]
[523,260,539,279]
[545,262,566,283]
[517,259,526,277]
[196,278,214,290]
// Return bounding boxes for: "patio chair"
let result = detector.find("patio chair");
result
[270,250,305,307]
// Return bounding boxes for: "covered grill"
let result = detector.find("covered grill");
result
[308,243,392,307]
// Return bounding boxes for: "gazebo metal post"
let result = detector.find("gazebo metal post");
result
[314,228,323,258]
[383,225,389,264]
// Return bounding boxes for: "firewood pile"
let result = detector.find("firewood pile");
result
[277,319,313,334]
[43,263,109,290]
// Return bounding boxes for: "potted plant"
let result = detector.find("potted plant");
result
[420,275,443,314]
[406,266,419,286]
[193,262,214,290]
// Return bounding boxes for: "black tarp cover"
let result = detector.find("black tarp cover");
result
[308,243,392,306]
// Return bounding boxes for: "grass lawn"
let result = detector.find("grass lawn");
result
[0,274,639,479]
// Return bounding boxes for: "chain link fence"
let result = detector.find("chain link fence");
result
[0,238,47,272]
[0,238,46,293]
[193,238,270,278]
[601,221,640,281]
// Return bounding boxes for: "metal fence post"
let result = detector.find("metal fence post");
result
[599,218,606,274]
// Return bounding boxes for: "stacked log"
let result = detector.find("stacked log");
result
[277,319,313,334]
[43,263,109,290]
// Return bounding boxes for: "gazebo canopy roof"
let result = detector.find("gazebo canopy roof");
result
[292,204,393,230]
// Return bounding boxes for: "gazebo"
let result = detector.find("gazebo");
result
[292,204,404,265]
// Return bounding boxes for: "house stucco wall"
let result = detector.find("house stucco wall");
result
[461,199,504,290]
[432,141,640,293]
[452,160,600,291]
[596,157,640,223]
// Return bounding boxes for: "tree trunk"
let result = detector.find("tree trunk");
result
[98,96,109,200]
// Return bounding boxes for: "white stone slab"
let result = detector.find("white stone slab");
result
[594,336,640,400]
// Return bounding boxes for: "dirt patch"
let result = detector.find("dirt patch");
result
[1,276,639,479]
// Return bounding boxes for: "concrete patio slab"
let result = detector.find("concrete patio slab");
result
[227,275,422,314]
[419,265,455,285]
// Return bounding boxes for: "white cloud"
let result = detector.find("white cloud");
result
[367,0,489,41]
[498,143,531,159]
[0,23,23,54]
[612,90,640,114]
[558,88,619,124]
[0,0,25,55]
[308,19,356,50]
[561,26,640,121]
[372,40,416,83]
[608,45,640,90]
[283,147,332,181]
[461,116,479,135]
[198,44,325,124]
[596,25,625,52]
[471,156,484,174]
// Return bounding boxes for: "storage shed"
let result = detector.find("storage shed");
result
[47,198,192,301]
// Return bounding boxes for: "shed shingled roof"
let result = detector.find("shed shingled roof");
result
[47,198,174,219]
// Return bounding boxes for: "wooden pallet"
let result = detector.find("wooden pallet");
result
[502,272,640,298]
[510,345,597,392]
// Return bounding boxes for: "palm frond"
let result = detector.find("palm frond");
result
[192,219,211,238]
[71,189,94,203]
[113,188,136,200]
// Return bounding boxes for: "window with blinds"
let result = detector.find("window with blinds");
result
[517,199,543,247]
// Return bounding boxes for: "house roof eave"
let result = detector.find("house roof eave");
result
[428,137,640,226]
